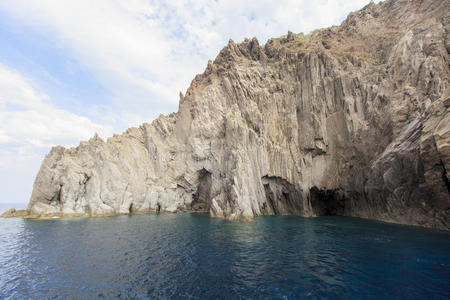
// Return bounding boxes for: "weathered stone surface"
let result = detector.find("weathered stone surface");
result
[15,0,450,229]
[1,208,29,218]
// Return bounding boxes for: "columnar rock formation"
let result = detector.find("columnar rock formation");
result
[12,0,450,229]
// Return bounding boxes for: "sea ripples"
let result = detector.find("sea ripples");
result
[0,214,450,299]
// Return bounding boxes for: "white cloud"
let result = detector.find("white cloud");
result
[0,62,113,203]
[0,64,112,150]
[0,0,378,128]
[0,0,379,204]
[0,62,113,168]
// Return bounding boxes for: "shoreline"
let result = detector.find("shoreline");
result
[0,208,210,220]
[2,207,449,232]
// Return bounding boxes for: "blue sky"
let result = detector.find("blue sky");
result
[0,0,379,204]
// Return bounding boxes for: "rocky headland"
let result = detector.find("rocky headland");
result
[3,0,449,230]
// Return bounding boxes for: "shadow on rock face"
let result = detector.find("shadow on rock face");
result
[261,176,304,215]
[191,168,212,212]
[309,187,345,216]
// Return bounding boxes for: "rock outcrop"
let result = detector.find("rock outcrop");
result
[1,208,29,218]
[18,0,450,229]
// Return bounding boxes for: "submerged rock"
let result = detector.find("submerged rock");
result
[20,0,450,230]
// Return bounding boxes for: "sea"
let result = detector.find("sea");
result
[0,212,449,299]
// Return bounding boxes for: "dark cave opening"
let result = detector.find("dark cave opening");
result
[191,169,212,212]
[441,160,450,195]
[50,185,62,204]
[261,176,303,215]
[260,176,346,216]
[309,186,345,216]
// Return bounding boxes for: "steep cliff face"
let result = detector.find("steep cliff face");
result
[21,0,450,229]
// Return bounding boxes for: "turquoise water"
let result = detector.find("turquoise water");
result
[0,214,449,299]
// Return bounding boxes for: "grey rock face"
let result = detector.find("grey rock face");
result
[25,0,450,229]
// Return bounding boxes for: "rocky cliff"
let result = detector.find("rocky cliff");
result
[9,0,450,229]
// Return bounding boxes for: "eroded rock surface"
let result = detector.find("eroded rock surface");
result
[21,0,450,229]
[1,208,29,218]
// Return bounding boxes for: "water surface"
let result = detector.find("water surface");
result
[1,214,449,299]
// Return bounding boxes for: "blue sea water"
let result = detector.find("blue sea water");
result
[0,214,449,299]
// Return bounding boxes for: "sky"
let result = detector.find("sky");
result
[0,0,380,204]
